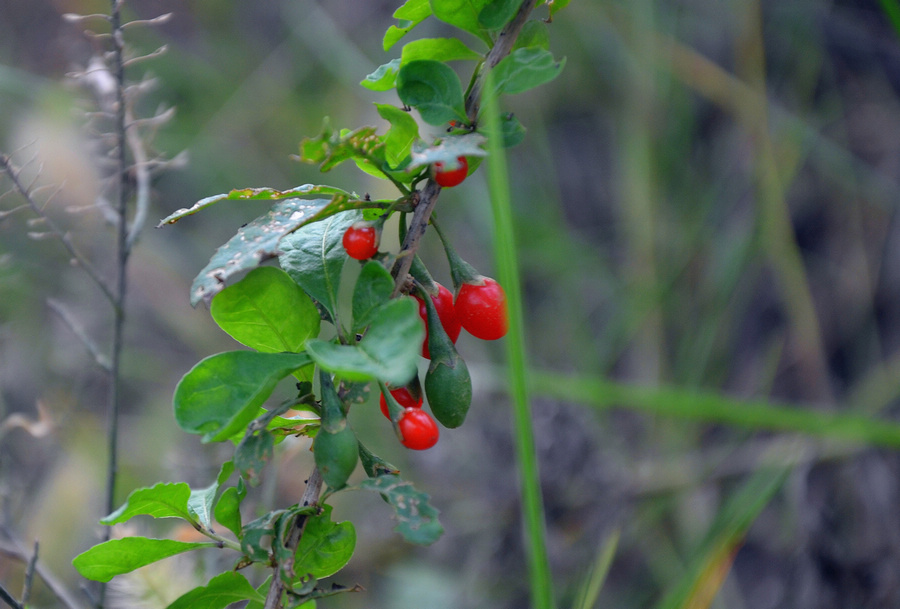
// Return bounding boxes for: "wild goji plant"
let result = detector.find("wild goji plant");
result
[72,1,566,606]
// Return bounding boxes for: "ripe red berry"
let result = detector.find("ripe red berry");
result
[413,283,462,358]
[379,386,423,420]
[455,277,508,340]
[398,408,439,450]
[432,156,468,188]
[342,223,379,260]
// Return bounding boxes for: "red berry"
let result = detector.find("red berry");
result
[432,156,468,188]
[379,386,423,420]
[342,223,379,260]
[455,277,508,340]
[413,283,462,358]
[398,408,439,450]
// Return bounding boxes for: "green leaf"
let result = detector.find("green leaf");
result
[430,0,492,44]
[305,298,423,386]
[211,266,321,353]
[101,482,193,525]
[214,485,245,539]
[397,60,466,126]
[73,537,214,583]
[173,351,312,442]
[384,0,433,50]
[188,461,236,529]
[548,0,571,18]
[156,185,352,227]
[500,112,526,147]
[355,475,443,545]
[188,198,332,307]
[279,211,359,323]
[314,372,359,490]
[512,19,550,51]
[479,0,523,29]
[234,430,275,486]
[166,572,265,609]
[351,260,394,333]
[360,58,401,91]
[374,104,420,168]
[491,47,566,96]
[298,124,385,173]
[294,505,356,579]
[400,37,483,64]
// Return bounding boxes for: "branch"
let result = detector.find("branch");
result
[0,155,116,304]
[263,467,324,609]
[0,537,87,609]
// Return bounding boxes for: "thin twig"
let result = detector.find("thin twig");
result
[0,583,23,609]
[0,537,86,609]
[0,155,116,303]
[99,2,131,607]
[47,299,113,371]
[21,540,38,606]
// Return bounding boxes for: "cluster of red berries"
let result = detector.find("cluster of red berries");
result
[341,156,508,451]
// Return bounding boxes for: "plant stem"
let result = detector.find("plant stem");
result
[99,2,130,607]
[263,467,324,609]
[482,70,555,609]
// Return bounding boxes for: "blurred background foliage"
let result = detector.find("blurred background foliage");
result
[3,0,900,608]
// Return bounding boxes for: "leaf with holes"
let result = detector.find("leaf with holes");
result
[156,185,352,227]
[355,474,443,545]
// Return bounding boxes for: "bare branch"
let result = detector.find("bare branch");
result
[121,13,173,29]
[47,298,113,371]
[0,535,87,609]
[123,45,168,68]
[62,13,112,24]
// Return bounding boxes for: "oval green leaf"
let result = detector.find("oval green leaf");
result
[211,266,320,353]
[173,351,312,442]
[400,37,483,64]
[166,572,265,609]
[101,482,192,526]
[491,47,566,96]
[305,298,423,386]
[397,60,466,126]
[73,537,214,583]
[294,505,356,580]
[351,260,395,333]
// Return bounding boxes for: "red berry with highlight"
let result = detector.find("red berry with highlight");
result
[455,277,508,340]
[414,283,462,358]
[398,408,439,450]
[432,156,468,188]
[379,386,423,420]
[342,223,379,260]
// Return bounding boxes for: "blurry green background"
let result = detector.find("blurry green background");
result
[3,0,900,608]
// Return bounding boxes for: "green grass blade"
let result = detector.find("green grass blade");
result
[483,72,555,609]
[531,371,900,449]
